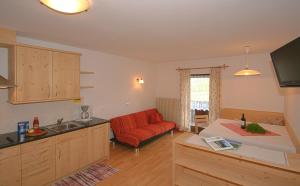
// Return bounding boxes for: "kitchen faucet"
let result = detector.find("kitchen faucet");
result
[57,118,64,126]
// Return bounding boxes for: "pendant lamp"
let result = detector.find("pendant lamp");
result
[234,46,261,76]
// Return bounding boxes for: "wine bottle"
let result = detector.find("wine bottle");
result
[241,113,246,129]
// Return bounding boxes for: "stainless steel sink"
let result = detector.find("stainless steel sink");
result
[45,122,84,132]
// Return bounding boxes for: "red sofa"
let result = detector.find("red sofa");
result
[110,108,176,148]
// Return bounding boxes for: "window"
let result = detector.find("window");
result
[190,74,210,124]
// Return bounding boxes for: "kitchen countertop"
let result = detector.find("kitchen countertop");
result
[0,117,109,149]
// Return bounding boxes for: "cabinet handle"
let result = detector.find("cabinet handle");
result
[48,84,50,98]
[58,149,61,160]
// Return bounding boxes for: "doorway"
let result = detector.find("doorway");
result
[190,74,210,126]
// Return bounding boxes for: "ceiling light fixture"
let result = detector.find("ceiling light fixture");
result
[234,46,261,76]
[40,0,90,14]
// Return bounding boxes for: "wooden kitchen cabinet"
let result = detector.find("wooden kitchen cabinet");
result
[15,45,52,102]
[52,52,80,100]
[0,146,21,186]
[88,123,110,164]
[9,44,81,104]
[55,128,88,179]
[0,122,110,186]
[20,137,56,186]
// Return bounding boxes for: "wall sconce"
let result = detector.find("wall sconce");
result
[136,78,144,84]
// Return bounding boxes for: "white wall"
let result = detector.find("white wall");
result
[0,37,156,133]
[284,88,300,141]
[156,53,284,112]
[0,36,290,135]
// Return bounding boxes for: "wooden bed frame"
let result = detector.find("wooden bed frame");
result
[220,108,285,126]
[173,133,300,186]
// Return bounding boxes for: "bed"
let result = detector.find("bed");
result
[200,118,296,153]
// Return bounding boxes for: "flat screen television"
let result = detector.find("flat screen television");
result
[271,37,300,87]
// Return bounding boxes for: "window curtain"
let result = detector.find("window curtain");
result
[179,69,191,131]
[209,68,221,124]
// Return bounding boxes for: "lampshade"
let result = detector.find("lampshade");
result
[234,46,262,76]
[234,68,261,76]
[40,0,90,14]
[139,79,144,84]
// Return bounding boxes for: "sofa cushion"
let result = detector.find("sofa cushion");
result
[145,108,163,123]
[142,124,165,135]
[155,121,176,131]
[126,128,153,141]
[110,117,122,136]
[149,112,163,123]
[134,111,149,128]
[120,115,137,133]
[145,108,159,122]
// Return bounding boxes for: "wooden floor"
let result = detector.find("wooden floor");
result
[98,131,183,186]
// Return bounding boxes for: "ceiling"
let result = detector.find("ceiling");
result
[0,0,299,62]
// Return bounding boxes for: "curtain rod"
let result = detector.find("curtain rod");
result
[176,64,229,71]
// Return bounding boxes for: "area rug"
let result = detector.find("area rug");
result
[52,163,118,186]
[221,123,280,136]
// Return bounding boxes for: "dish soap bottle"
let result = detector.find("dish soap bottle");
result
[33,117,40,129]
[241,113,246,129]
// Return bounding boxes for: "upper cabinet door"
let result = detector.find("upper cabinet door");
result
[52,52,80,100]
[16,46,52,102]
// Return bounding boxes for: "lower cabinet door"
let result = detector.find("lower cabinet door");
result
[0,146,21,186]
[55,135,71,179]
[88,123,110,164]
[55,129,88,179]
[20,137,56,186]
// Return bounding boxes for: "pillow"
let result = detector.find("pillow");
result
[150,112,163,123]
[134,112,149,127]
[120,115,136,132]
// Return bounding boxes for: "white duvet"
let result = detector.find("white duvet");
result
[200,119,296,153]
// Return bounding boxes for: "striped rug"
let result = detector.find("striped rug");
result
[52,163,118,186]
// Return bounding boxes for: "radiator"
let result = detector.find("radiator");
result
[156,97,180,125]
